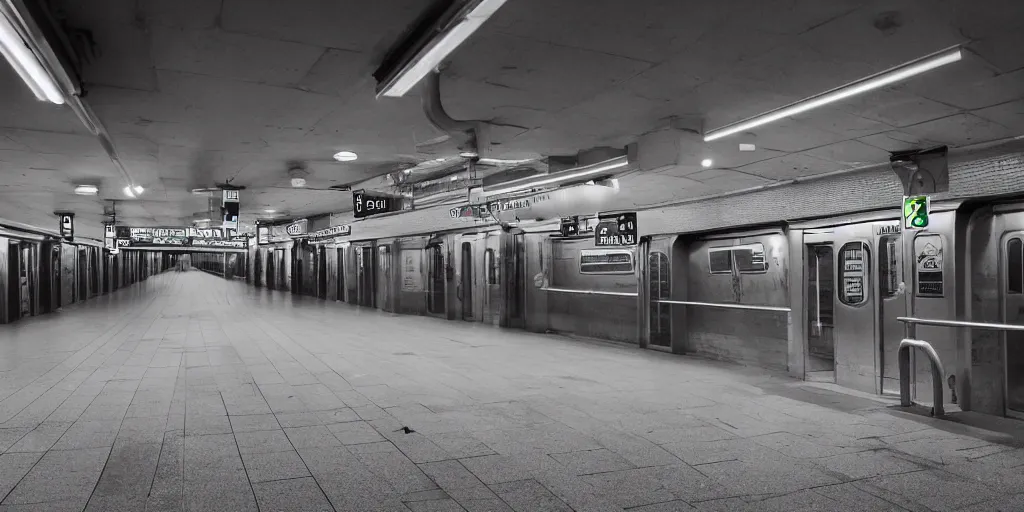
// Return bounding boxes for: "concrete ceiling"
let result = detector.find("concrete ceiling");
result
[0,0,1022,238]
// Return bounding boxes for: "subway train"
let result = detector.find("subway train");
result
[0,224,171,324]
[252,147,1024,420]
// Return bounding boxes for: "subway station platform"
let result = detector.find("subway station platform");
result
[0,273,1021,512]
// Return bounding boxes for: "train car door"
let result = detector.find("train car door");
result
[356,246,375,307]
[318,246,327,299]
[501,233,526,328]
[874,222,906,395]
[376,245,392,311]
[1002,230,1024,417]
[427,243,446,317]
[19,243,31,317]
[460,241,473,321]
[342,246,350,301]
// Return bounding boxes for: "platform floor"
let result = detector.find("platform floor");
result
[0,271,1021,511]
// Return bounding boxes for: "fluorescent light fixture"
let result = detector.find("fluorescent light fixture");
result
[484,156,629,197]
[123,186,136,198]
[701,158,713,168]
[478,157,536,165]
[133,185,144,194]
[291,178,306,188]
[0,13,64,104]
[703,46,963,142]
[264,209,277,214]
[377,0,509,98]
[333,151,358,162]
[73,184,98,195]
[739,143,756,152]
[194,218,211,223]
[450,175,459,181]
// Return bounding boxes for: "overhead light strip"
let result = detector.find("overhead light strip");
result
[484,156,629,197]
[377,0,509,98]
[0,9,63,103]
[703,45,963,142]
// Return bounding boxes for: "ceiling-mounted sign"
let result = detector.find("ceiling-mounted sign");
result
[595,212,637,246]
[353,190,399,219]
[104,223,115,250]
[309,224,351,243]
[903,195,929,230]
[192,239,247,248]
[58,213,74,242]
[257,226,270,245]
[222,190,240,230]
[286,219,308,237]
[559,216,580,237]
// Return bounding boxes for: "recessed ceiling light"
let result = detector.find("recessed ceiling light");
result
[434,157,447,162]
[123,186,136,198]
[739,143,756,152]
[701,158,713,168]
[459,152,479,158]
[333,151,358,162]
[74,184,98,195]
[291,178,306,188]
[134,185,144,194]
[264,209,276,214]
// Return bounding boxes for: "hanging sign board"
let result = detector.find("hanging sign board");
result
[353,190,398,219]
[309,225,351,243]
[286,219,308,237]
[594,212,637,246]
[559,216,580,237]
[903,195,929,230]
[58,213,74,242]
[104,223,115,250]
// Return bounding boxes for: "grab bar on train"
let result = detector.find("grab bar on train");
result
[539,287,639,297]
[897,317,1024,334]
[655,299,791,313]
[898,338,945,418]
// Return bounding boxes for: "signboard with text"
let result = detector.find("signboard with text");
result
[353,190,399,219]
[594,212,637,246]
[58,213,74,242]
[559,216,580,237]
[309,224,351,243]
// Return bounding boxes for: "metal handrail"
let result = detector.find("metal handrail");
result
[656,299,791,313]
[540,287,638,297]
[897,317,1024,332]
[899,338,945,417]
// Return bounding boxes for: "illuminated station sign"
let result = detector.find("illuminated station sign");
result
[114,227,249,248]
[595,212,638,246]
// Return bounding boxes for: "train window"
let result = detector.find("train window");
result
[708,248,733,274]
[838,242,869,306]
[1009,238,1023,294]
[734,244,768,273]
[580,249,634,274]
[485,249,497,285]
[878,235,900,298]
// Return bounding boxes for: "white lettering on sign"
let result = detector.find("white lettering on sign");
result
[116,239,131,247]
[366,198,388,210]
[877,225,901,235]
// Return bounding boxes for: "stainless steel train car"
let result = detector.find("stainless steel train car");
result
[254,149,1024,419]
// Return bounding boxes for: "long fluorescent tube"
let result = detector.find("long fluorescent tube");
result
[703,46,963,142]
[378,0,509,98]
[0,12,63,104]
[484,157,629,197]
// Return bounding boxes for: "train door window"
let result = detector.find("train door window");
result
[838,242,869,306]
[1008,237,1023,294]
[878,236,901,298]
[649,251,671,348]
[485,249,497,285]
[428,245,445,315]
[708,248,733,274]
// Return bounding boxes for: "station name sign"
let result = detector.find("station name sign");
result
[354,190,403,219]
[114,226,248,249]
[309,224,351,243]
[595,212,638,246]
[448,193,552,219]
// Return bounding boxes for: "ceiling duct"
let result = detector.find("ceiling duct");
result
[421,70,483,155]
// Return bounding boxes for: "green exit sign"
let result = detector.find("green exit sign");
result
[903,195,929,229]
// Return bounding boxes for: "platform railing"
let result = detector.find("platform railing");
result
[539,287,638,297]
[896,316,1024,418]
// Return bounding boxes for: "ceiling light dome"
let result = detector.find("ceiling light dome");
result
[333,151,358,162]
[74,184,98,195]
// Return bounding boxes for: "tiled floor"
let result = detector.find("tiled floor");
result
[0,271,1022,511]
